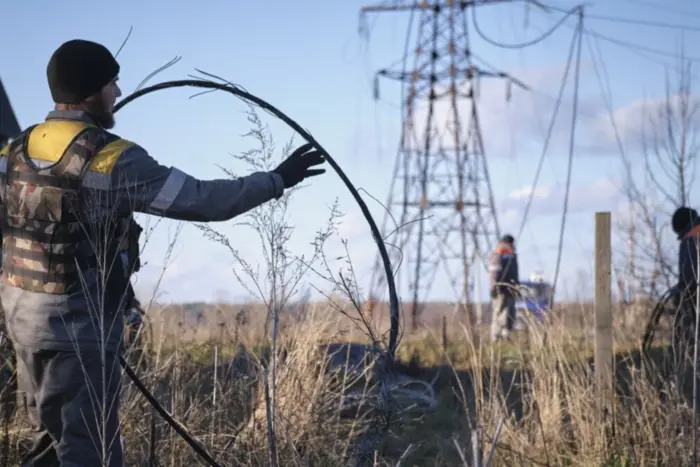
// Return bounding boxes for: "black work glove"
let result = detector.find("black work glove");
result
[490,288,498,299]
[272,143,326,189]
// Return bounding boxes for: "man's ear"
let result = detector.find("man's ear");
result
[83,92,100,105]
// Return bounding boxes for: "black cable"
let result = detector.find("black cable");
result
[113,77,400,358]
[366,5,416,301]
[113,78,400,466]
[119,355,221,467]
[642,287,675,354]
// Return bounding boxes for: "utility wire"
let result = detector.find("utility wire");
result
[527,3,700,64]
[473,0,700,52]
[469,1,580,251]
[584,28,700,64]
[515,21,577,240]
[544,3,700,33]
[552,8,584,292]
[471,1,584,292]
[613,0,700,21]
[525,3,700,92]
[583,14,700,33]
[471,2,577,49]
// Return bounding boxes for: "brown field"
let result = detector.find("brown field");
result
[0,298,693,466]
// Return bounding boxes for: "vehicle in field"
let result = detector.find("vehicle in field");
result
[515,272,554,328]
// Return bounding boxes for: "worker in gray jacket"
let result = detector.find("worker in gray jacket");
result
[488,234,520,342]
[0,39,325,467]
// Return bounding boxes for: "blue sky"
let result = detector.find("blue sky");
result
[1,0,699,305]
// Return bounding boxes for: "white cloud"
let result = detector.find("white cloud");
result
[500,176,622,219]
[506,185,551,201]
[403,61,609,160]
[336,208,369,239]
[591,92,700,154]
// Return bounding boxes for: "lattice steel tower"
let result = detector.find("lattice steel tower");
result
[362,0,516,330]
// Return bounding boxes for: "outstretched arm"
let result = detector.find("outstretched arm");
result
[109,144,284,222]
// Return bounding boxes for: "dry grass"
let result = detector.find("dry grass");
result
[0,297,693,466]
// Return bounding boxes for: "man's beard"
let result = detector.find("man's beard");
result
[94,111,115,130]
[84,100,115,129]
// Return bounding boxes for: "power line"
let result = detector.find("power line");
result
[551,8,584,292]
[582,14,700,33]
[524,2,700,63]
[471,2,578,49]
[471,1,585,291]
[544,3,700,33]
[516,19,579,240]
[524,3,700,81]
[476,1,700,52]
[476,1,700,67]
[584,28,700,64]
[613,0,700,21]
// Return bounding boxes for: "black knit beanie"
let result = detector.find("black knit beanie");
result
[672,206,699,238]
[500,234,515,245]
[46,39,120,104]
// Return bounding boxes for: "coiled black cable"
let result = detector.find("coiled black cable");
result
[113,78,400,466]
[642,287,675,355]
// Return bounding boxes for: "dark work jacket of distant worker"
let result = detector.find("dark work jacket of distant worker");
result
[0,109,285,354]
[676,218,700,311]
[488,242,519,298]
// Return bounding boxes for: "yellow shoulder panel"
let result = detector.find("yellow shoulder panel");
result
[15,120,133,175]
[0,143,8,158]
[89,139,135,174]
[27,120,92,163]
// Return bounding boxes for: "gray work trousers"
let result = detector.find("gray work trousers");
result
[15,346,124,467]
[491,293,516,340]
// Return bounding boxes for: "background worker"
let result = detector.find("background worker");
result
[488,234,520,342]
[670,206,700,394]
[0,38,326,466]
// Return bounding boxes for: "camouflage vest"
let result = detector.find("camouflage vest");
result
[2,125,108,294]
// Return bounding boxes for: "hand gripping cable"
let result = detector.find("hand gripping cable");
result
[113,78,400,466]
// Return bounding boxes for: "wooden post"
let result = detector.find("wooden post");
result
[594,212,614,411]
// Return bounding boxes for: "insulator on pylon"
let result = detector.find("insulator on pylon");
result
[373,74,380,101]
[506,78,512,102]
